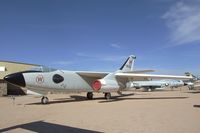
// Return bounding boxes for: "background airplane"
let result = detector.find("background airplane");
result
[126,79,185,91]
[123,72,197,92]
[184,72,200,90]
[4,55,192,104]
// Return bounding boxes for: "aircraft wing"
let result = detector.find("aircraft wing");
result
[76,71,110,78]
[124,70,154,73]
[76,70,154,79]
[115,73,193,80]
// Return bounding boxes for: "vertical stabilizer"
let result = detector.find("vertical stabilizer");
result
[185,72,200,80]
[119,55,136,72]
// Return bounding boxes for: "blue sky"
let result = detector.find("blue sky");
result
[0,0,200,74]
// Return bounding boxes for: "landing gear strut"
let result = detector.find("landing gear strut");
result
[87,92,93,100]
[41,96,49,104]
[117,91,122,96]
[104,92,111,100]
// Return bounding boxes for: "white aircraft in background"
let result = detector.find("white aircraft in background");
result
[4,55,192,104]
[184,72,200,90]
[126,79,185,91]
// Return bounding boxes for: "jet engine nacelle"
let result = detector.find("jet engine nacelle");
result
[184,82,194,86]
[126,82,144,89]
[161,83,169,88]
[92,79,120,92]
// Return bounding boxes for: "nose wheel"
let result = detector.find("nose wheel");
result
[87,92,93,100]
[104,92,111,100]
[41,96,49,104]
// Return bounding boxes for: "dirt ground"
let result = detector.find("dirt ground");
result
[0,87,200,133]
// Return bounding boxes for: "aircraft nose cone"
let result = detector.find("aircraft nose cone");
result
[4,72,26,87]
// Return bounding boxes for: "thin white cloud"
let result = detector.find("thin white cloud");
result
[76,52,89,57]
[162,1,200,45]
[110,43,121,49]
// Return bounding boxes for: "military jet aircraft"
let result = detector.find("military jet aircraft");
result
[4,55,192,104]
[126,79,185,91]
[184,72,200,89]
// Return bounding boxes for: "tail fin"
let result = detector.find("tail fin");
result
[185,72,199,81]
[185,72,195,78]
[119,55,136,72]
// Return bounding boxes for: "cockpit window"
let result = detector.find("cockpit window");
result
[29,66,57,72]
[52,74,64,84]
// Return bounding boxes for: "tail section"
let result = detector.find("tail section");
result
[102,55,136,80]
[185,72,199,80]
[119,55,136,72]
[185,72,196,78]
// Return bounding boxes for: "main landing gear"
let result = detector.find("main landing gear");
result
[117,91,122,96]
[104,92,111,100]
[87,92,111,100]
[87,92,93,100]
[41,96,49,104]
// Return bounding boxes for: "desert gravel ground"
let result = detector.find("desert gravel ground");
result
[0,87,200,133]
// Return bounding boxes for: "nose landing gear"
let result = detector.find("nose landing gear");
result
[41,96,49,104]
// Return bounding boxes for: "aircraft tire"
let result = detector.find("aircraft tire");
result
[87,92,93,100]
[105,92,111,100]
[188,86,194,90]
[41,96,49,104]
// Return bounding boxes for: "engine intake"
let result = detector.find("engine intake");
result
[92,80,102,91]
[92,79,120,92]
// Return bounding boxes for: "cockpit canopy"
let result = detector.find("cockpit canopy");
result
[29,66,57,72]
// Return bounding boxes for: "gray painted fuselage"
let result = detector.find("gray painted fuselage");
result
[23,70,95,94]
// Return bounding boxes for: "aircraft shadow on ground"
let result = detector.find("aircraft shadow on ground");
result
[185,91,200,94]
[26,93,188,105]
[0,121,102,133]
[99,96,188,103]
[193,105,200,108]
[26,93,135,105]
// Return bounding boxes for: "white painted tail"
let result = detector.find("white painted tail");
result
[119,55,136,72]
